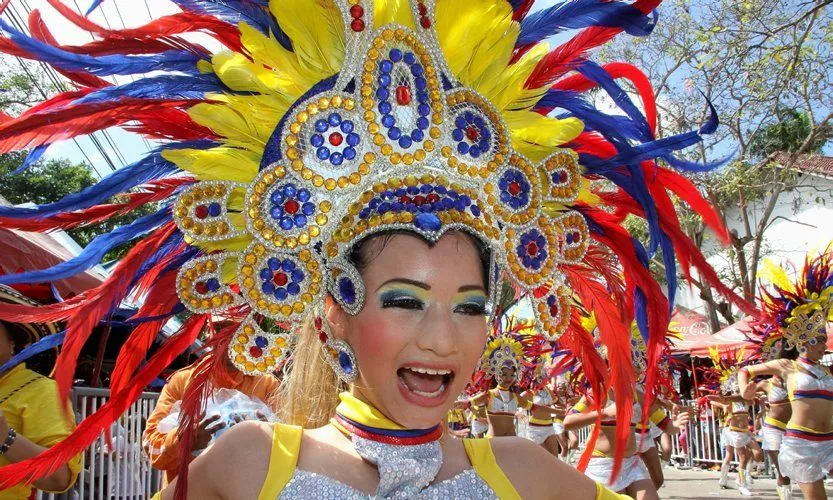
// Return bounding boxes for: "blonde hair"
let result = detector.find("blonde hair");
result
[275,317,344,428]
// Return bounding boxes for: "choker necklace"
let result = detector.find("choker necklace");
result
[331,392,443,446]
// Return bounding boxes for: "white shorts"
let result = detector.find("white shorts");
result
[761,426,785,451]
[527,423,556,444]
[471,419,489,436]
[779,434,833,483]
[584,455,651,492]
[723,429,753,448]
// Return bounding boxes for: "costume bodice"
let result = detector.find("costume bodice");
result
[789,360,833,401]
[488,389,518,414]
[533,388,553,406]
[731,401,748,414]
[768,379,789,404]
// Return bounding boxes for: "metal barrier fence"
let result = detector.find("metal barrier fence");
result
[37,387,163,500]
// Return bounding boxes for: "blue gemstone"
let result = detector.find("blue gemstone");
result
[378,202,391,213]
[280,217,294,230]
[448,190,459,198]
[346,132,360,146]
[259,268,272,280]
[471,205,481,216]
[255,336,268,348]
[283,183,297,197]
[469,146,480,158]
[359,208,370,219]
[404,52,416,65]
[454,199,466,211]
[287,282,301,295]
[389,48,403,62]
[395,188,407,196]
[207,278,220,291]
[382,114,395,128]
[380,60,393,73]
[388,127,401,140]
[435,185,447,194]
[414,212,442,231]
[328,113,341,126]
[316,147,330,160]
[464,111,474,122]
[315,119,328,132]
[262,282,275,294]
[338,277,356,304]
[338,350,353,373]
[291,269,305,282]
[566,232,574,244]
[407,186,420,195]
[420,184,433,193]
[275,288,288,300]
[406,204,418,213]
[411,129,424,142]
[271,191,284,204]
[378,74,391,87]
[416,91,429,103]
[294,214,307,226]
[330,152,344,166]
[452,129,464,141]
[297,189,311,202]
[417,117,429,130]
[418,104,430,116]
[399,135,412,148]
[415,77,427,90]
[341,120,354,133]
[299,202,314,216]
[343,147,357,160]
[310,134,324,148]
[207,202,221,217]
[376,87,390,100]
[457,142,469,154]
[369,199,380,209]
[379,102,392,114]
[282,259,296,271]
[500,192,511,203]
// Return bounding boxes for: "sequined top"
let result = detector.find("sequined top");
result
[768,378,789,404]
[788,361,833,401]
[487,389,518,415]
[533,388,553,406]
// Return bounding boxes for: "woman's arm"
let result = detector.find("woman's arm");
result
[0,412,73,492]
[738,360,787,400]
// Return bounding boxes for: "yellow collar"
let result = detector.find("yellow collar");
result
[335,392,404,430]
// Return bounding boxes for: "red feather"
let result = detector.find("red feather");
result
[0,313,207,489]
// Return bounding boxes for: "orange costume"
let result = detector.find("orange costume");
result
[141,366,279,482]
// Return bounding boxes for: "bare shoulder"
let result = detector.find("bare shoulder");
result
[195,420,275,499]
[490,436,598,499]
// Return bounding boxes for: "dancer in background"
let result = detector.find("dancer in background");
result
[471,335,531,437]
[740,249,833,500]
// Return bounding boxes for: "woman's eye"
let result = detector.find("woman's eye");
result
[381,297,424,310]
[455,302,487,316]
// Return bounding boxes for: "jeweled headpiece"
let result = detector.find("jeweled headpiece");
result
[481,336,525,380]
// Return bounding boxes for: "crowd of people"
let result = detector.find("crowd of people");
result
[0,0,830,498]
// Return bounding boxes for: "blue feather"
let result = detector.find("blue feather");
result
[0,17,200,77]
[170,0,292,51]
[85,0,104,16]
[576,60,653,143]
[0,332,65,374]
[0,208,171,286]
[518,0,656,46]
[10,144,49,175]
[631,238,650,341]
[0,141,213,219]
[75,74,226,105]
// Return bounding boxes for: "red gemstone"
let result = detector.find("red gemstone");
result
[273,272,289,287]
[559,171,568,182]
[396,85,412,105]
[284,199,300,214]
[508,182,520,196]
[350,4,363,18]
[351,19,365,31]
[413,195,425,206]
[420,16,431,28]
[417,2,427,15]
[314,317,323,330]
[399,195,412,204]
[549,304,559,316]
[329,132,343,146]
[195,205,209,219]
[526,241,538,256]
[249,346,263,358]
[532,284,550,298]
[465,126,479,141]
[318,332,328,343]
[195,281,209,294]
[426,193,440,203]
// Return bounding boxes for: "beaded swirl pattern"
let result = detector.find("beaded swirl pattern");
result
[173,0,587,375]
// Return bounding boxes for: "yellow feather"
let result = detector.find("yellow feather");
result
[758,258,796,294]
[238,23,321,97]
[505,111,584,162]
[373,0,416,29]
[269,0,345,76]
[188,101,269,151]
[162,147,260,183]
[211,52,294,97]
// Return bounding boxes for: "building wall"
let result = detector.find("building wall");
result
[676,172,833,314]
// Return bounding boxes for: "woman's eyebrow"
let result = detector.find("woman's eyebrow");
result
[375,278,430,292]
[458,285,486,293]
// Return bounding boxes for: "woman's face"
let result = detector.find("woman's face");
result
[330,232,488,429]
[805,334,828,361]
[498,366,516,387]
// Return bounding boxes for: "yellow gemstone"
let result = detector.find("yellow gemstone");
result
[318,97,330,109]
[368,123,380,134]
[281,305,292,316]
[364,110,375,122]
[293,302,305,313]
[286,237,298,249]
[289,122,301,134]
[414,150,426,161]
[297,112,308,123]
[245,362,255,372]
[381,144,393,155]
[362,98,374,110]
[344,99,355,110]
[390,153,401,164]
[349,172,361,184]
[424,141,435,152]
[441,146,452,157]
[361,85,372,97]
[373,134,386,146]
[332,95,344,107]
[233,344,245,354]
[313,175,324,187]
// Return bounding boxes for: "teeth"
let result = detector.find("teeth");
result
[411,384,447,398]
[407,367,451,376]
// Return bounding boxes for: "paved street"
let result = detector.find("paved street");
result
[660,467,833,499]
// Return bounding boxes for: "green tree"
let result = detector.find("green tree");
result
[602,0,833,331]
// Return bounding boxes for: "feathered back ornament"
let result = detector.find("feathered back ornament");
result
[0,0,758,490]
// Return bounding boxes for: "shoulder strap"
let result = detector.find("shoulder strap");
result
[258,423,303,500]
[462,438,521,500]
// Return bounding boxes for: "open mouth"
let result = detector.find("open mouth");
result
[397,366,455,399]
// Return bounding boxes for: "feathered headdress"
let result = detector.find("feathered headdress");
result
[706,346,746,394]
[0,0,757,489]
[755,247,833,353]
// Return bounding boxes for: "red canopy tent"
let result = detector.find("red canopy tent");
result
[671,315,755,358]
